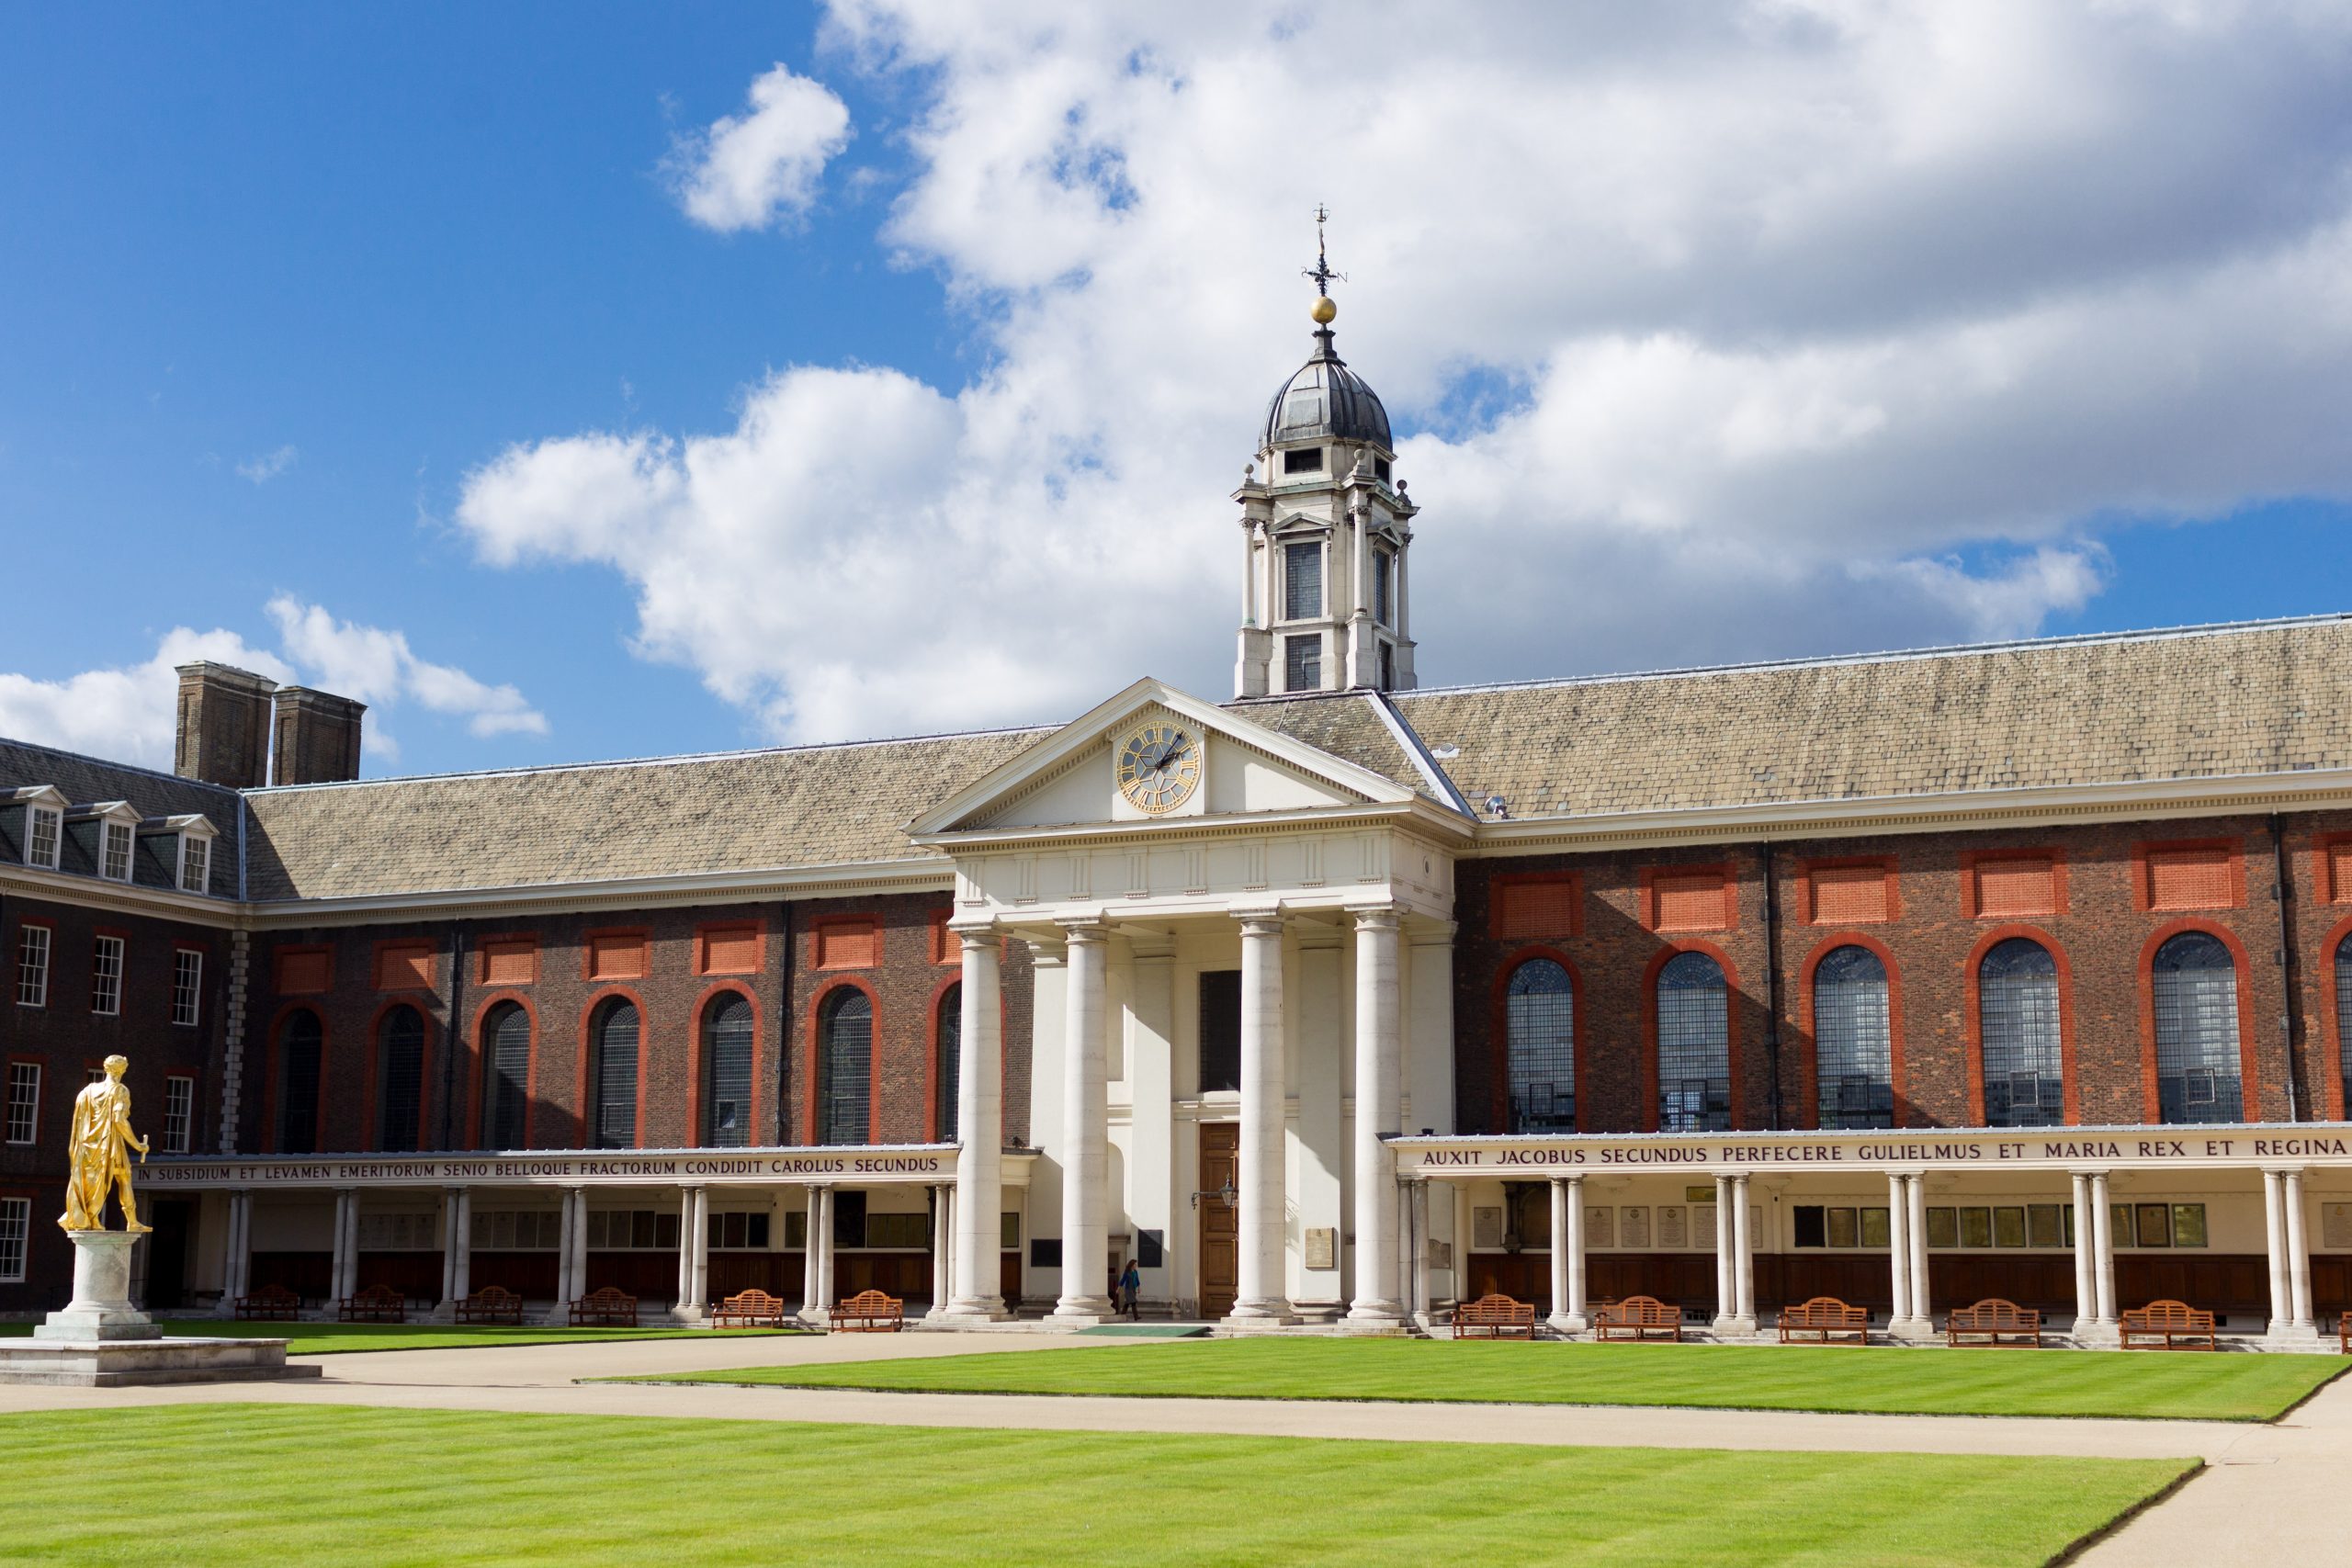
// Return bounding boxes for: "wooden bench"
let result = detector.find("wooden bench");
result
[1778,1295,1870,1345]
[1946,1298,2044,1348]
[234,1283,300,1321]
[2341,1314,2352,1356]
[453,1285,525,1325]
[569,1286,639,1327]
[1453,1293,1537,1339]
[831,1289,905,1333]
[337,1283,406,1323]
[709,1288,789,1329]
[1593,1295,1684,1342]
[2120,1299,2216,1350]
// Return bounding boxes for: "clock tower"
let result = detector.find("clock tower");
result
[1234,212,1419,700]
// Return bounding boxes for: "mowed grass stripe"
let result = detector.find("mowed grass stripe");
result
[0,1404,2192,1568]
[649,1336,2346,1421]
[0,1320,798,1355]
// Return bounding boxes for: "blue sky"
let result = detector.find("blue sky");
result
[4,4,2349,776]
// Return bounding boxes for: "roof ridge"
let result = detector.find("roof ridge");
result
[1388,613,2352,701]
[244,720,1060,795]
[0,736,244,800]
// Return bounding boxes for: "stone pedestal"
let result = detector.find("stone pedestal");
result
[34,1231,155,1342]
[1,1229,320,1387]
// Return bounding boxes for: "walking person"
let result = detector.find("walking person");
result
[1120,1258,1142,1320]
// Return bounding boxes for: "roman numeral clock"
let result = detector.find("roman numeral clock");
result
[1116,720,1202,815]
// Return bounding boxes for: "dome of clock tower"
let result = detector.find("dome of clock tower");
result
[1260,314,1394,453]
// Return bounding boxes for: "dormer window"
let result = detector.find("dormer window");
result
[100,820,132,882]
[24,807,60,871]
[178,834,210,895]
[1283,447,1322,475]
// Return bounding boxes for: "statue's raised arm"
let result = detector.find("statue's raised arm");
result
[62,1054,148,1234]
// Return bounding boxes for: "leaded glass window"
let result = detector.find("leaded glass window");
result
[483,1001,530,1149]
[702,994,753,1148]
[820,989,872,1145]
[1283,541,1322,620]
[277,1009,322,1155]
[1813,945,1894,1130]
[1980,938,2064,1126]
[1506,958,1575,1133]
[591,998,639,1148]
[1283,633,1322,692]
[1657,951,1730,1133]
[2152,931,2242,1124]
[937,983,961,1143]
[375,1003,425,1153]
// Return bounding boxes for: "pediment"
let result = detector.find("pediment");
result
[907,679,1417,838]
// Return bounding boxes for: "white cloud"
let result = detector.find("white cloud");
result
[0,630,293,772]
[0,602,546,773]
[461,3,2352,742]
[668,63,852,231]
[236,445,299,485]
[266,596,549,741]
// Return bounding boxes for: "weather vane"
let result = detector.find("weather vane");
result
[1305,205,1345,326]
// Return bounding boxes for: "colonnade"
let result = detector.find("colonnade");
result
[943,905,1411,1325]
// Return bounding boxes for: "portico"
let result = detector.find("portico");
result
[909,680,1467,1326]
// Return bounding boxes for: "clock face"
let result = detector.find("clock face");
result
[1116,721,1203,815]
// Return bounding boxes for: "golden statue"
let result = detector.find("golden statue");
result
[62,1054,148,1233]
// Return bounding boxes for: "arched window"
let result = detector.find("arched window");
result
[702,994,754,1148]
[2153,931,2243,1123]
[375,1004,426,1153]
[1657,952,1730,1133]
[1980,939,2064,1127]
[1505,958,1576,1133]
[481,1000,531,1149]
[1813,945,1893,1130]
[589,998,639,1149]
[819,989,872,1145]
[937,984,962,1143]
[276,1009,323,1154]
[2337,935,2352,1115]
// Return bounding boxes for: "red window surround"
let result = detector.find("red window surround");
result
[372,940,435,992]
[1638,940,1742,1134]
[2132,839,2245,913]
[1960,849,2067,919]
[695,922,763,976]
[1798,858,1896,925]
[478,935,539,987]
[274,945,332,996]
[2132,919,2261,1120]
[1641,866,1736,933]
[1490,873,1582,942]
[582,929,650,982]
[812,916,880,971]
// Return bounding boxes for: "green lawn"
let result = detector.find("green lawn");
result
[0,1404,2191,1568]
[0,1320,797,1355]
[645,1337,2346,1422]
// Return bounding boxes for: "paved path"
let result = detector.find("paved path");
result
[0,1331,2241,1461]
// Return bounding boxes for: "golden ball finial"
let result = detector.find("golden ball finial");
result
[1311,295,1337,325]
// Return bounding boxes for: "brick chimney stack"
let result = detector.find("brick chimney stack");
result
[269,687,368,786]
[174,662,277,790]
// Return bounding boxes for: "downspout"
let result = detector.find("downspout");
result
[1760,842,1783,1131]
[441,925,469,1151]
[2270,815,2302,1122]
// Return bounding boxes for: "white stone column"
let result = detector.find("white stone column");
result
[947,928,1009,1319]
[688,1188,710,1315]
[329,1188,354,1303]
[2263,1168,2291,1335]
[1733,1174,1755,1325]
[1559,1175,1589,1331]
[1711,1174,1735,1330]
[1347,908,1404,1326]
[808,1187,836,1323]
[800,1188,822,1315]
[1887,1172,1914,1334]
[450,1189,471,1303]
[1055,920,1114,1321]
[1231,912,1296,1322]
[2070,1173,2097,1337]
[930,1183,953,1314]
[2089,1173,2117,1326]
[229,1190,252,1303]
[2286,1168,2315,1332]
[1546,1177,1571,1330]
[1905,1171,1929,1328]
[675,1187,695,1308]
[560,1185,586,1305]
[1409,1181,1434,1324]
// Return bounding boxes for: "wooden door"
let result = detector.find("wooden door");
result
[1197,1123,1239,1318]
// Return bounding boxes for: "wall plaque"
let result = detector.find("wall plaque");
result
[2326,1203,2352,1250]
[1304,1227,1337,1270]
[1473,1206,1504,1248]
[1620,1206,1650,1247]
[1657,1205,1687,1248]
[1585,1207,1614,1248]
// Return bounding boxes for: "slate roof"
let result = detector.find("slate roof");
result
[239,728,1045,902]
[1389,616,2352,822]
[0,739,244,897]
[1231,693,1457,807]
